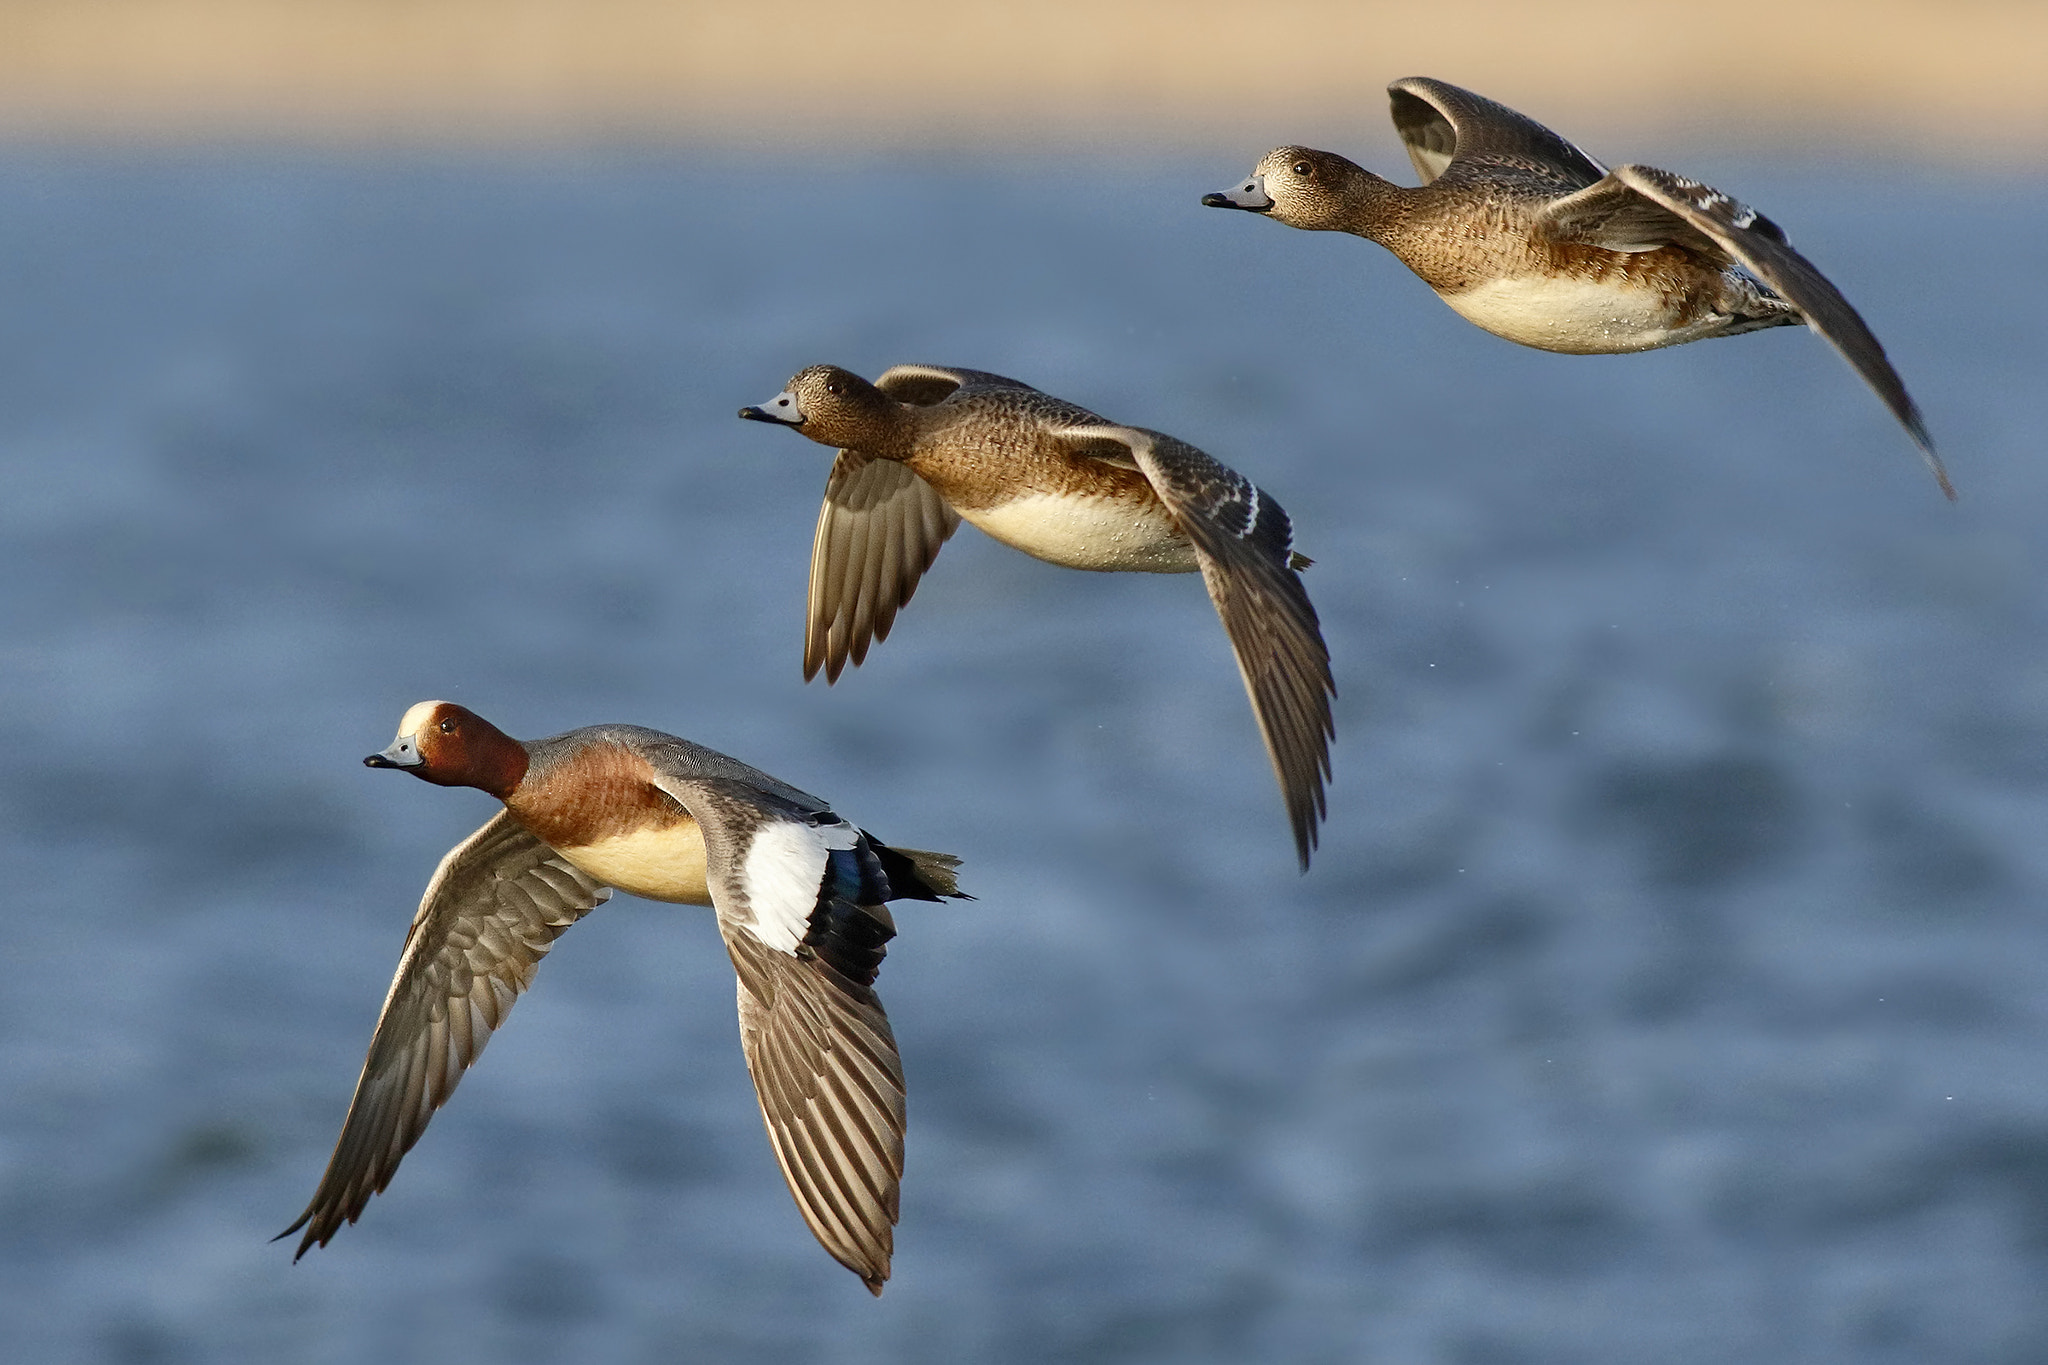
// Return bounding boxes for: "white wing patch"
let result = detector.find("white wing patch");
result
[738,819,860,954]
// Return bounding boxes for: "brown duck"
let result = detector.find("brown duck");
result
[740,363,1335,869]
[1204,76,1953,498]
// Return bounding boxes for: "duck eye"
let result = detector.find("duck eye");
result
[825,381,842,396]
[1293,161,1312,177]
[440,718,457,734]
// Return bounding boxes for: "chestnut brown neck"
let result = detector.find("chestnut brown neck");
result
[463,727,530,800]
[418,705,531,799]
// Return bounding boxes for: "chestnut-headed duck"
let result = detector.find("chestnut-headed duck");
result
[280,701,967,1295]
[1204,76,1953,499]
[740,363,1335,870]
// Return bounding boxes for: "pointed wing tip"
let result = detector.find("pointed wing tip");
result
[804,637,846,684]
[1277,767,1329,874]
[1288,762,1333,872]
[1288,780,1326,871]
[1292,816,1320,873]
[272,1218,319,1261]
[1910,432,1957,501]
[863,1273,888,1297]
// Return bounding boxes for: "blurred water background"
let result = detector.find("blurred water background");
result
[1,104,2047,1365]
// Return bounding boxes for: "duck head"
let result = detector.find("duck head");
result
[739,365,900,450]
[1204,147,1378,231]
[366,700,529,798]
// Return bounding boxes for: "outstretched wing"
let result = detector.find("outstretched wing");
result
[725,928,904,1296]
[805,452,960,683]
[1388,76,1606,190]
[800,364,1042,683]
[280,811,610,1256]
[654,777,908,1294]
[1540,165,1952,498]
[1059,424,1335,870]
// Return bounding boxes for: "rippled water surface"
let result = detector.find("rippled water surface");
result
[2,150,2045,1363]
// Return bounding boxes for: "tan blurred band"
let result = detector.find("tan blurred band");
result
[0,0,2043,155]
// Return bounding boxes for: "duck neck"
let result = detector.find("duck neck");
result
[1334,170,1414,243]
[466,725,532,801]
[809,384,918,461]
[855,401,920,462]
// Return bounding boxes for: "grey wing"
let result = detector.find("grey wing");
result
[1548,165,1951,497]
[806,451,961,683]
[279,810,610,1257]
[1388,77,1606,190]
[1067,425,1335,870]
[1534,171,1723,254]
[659,779,908,1294]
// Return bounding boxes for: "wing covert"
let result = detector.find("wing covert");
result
[1389,77,1606,190]
[876,364,1036,403]
[1535,171,1725,255]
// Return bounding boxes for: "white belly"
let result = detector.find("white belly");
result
[559,824,711,905]
[1440,275,1724,354]
[963,492,1198,573]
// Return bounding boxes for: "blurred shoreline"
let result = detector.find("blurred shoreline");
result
[1,0,2045,158]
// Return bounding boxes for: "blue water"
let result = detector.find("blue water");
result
[1,148,2045,1363]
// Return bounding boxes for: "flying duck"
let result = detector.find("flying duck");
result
[740,363,1335,869]
[280,701,967,1294]
[1204,76,1953,498]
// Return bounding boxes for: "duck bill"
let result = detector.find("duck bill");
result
[364,734,425,769]
[1202,177,1273,212]
[738,391,805,425]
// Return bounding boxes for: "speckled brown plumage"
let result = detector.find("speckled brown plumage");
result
[788,363,1166,513]
[742,364,1335,867]
[1205,75,1952,498]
